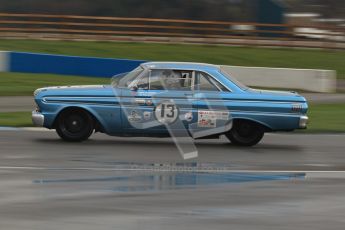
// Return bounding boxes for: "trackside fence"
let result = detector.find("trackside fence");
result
[0,13,344,49]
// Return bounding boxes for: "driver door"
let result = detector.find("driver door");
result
[121,68,195,135]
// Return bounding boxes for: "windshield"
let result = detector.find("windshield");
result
[220,68,249,90]
[111,66,144,88]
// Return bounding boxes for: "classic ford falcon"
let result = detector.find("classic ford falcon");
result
[32,62,308,146]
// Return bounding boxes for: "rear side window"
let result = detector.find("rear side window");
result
[197,72,218,91]
[195,71,229,92]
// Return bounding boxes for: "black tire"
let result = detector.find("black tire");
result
[226,120,264,146]
[55,109,94,142]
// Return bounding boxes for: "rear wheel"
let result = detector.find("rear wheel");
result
[56,109,94,142]
[226,120,264,146]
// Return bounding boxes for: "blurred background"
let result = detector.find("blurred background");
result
[0,0,344,21]
[0,0,344,132]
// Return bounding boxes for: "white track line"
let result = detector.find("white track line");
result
[0,166,345,176]
[0,127,52,131]
[21,127,53,131]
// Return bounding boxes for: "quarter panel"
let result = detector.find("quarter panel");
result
[194,91,306,131]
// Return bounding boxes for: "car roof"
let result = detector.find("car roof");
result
[141,62,220,72]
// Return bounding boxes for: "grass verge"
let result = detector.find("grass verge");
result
[0,39,344,79]
[299,103,345,133]
[0,72,109,96]
[0,111,32,127]
[1,104,344,133]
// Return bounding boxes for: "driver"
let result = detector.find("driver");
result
[162,70,181,90]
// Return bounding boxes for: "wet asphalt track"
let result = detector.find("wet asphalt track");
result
[1,130,345,170]
[1,130,345,229]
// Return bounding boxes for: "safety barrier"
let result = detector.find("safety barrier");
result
[0,51,337,92]
[0,51,144,77]
[221,65,336,93]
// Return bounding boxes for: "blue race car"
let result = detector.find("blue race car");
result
[32,62,308,146]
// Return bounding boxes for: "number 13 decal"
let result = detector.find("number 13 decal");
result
[155,101,179,124]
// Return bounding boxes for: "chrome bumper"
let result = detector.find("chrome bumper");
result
[32,110,44,127]
[299,115,308,129]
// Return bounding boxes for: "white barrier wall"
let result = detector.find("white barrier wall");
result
[0,51,9,72]
[220,65,336,93]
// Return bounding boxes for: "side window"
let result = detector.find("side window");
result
[213,78,230,92]
[136,72,149,90]
[149,69,193,91]
[196,72,219,91]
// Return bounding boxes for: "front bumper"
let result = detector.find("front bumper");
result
[32,110,44,127]
[299,115,308,129]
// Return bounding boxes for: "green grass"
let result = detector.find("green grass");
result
[0,72,109,96]
[0,39,344,79]
[1,104,344,133]
[302,103,345,133]
[0,111,32,127]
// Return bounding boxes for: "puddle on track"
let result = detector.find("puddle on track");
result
[32,162,306,193]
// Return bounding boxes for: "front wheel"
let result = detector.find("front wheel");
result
[55,109,94,142]
[226,120,264,146]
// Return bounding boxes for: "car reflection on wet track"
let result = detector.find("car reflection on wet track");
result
[32,163,305,193]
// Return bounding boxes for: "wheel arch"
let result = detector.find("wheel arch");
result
[231,118,273,132]
[53,106,105,133]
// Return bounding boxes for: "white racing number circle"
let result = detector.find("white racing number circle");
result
[154,101,179,124]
